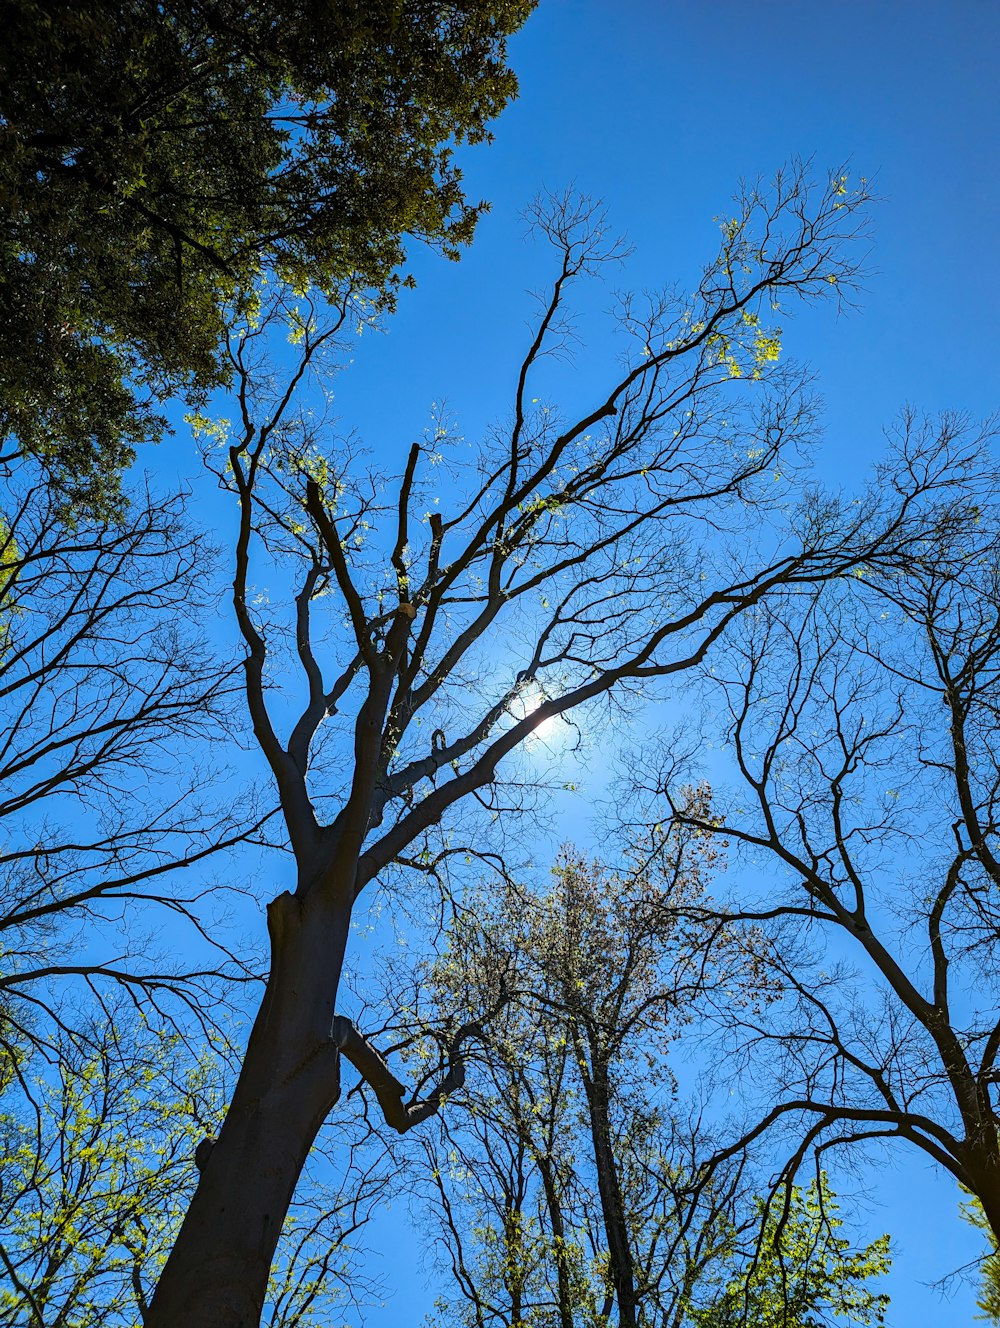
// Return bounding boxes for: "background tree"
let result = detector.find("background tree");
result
[0,457,289,1315]
[417,842,889,1328]
[145,165,948,1328]
[688,1181,889,1328]
[961,1194,1000,1322]
[658,417,1000,1243]
[0,1018,221,1327]
[0,1015,390,1327]
[0,0,535,509]
[0,459,261,1071]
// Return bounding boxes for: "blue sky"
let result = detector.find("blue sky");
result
[309,4,998,1324]
[150,3,1000,1322]
[332,0,1000,456]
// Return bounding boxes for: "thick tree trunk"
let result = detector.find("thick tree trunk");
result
[965,1137,1000,1250]
[146,890,350,1328]
[981,1189,1000,1249]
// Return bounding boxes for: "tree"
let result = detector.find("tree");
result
[0,0,535,510]
[144,167,958,1328]
[418,840,737,1328]
[0,459,258,1071]
[417,845,889,1328]
[0,1019,221,1326]
[0,1015,390,1326]
[659,420,1000,1246]
[960,1194,1000,1323]
[689,1181,889,1328]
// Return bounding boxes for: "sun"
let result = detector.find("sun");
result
[509,681,559,743]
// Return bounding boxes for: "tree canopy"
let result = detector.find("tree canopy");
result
[0,0,534,509]
[419,846,890,1328]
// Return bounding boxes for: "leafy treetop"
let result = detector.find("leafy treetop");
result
[0,0,535,511]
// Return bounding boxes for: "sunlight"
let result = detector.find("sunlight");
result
[508,680,559,743]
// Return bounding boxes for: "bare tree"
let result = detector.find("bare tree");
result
[658,411,1000,1247]
[146,166,968,1327]
[0,465,268,1067]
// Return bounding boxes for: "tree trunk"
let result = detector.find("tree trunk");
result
[980,1184,1000,1249]
[536,1152,575,1328]
[966,1135,1000,1250]
[582,1054,639,1328]
[146,889,349,1328]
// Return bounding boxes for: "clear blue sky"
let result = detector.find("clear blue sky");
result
[154,3,999,1322]
[312,4,998,1324]
[333,0,1000,476]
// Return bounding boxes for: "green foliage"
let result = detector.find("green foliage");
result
[961,1193,1000,1322]
[0,1023,225,1326]
[0,517,20,659]
[689,1181,890,1328]
[0,0,535,510]
[0,1019,377,1326]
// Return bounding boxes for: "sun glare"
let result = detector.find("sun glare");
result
[509,681,559,744]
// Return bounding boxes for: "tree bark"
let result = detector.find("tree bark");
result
[536,1151,575,1328]
[146,890,350,1328]
[966,1137,1000,1249]
[581,1051,639,1328]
